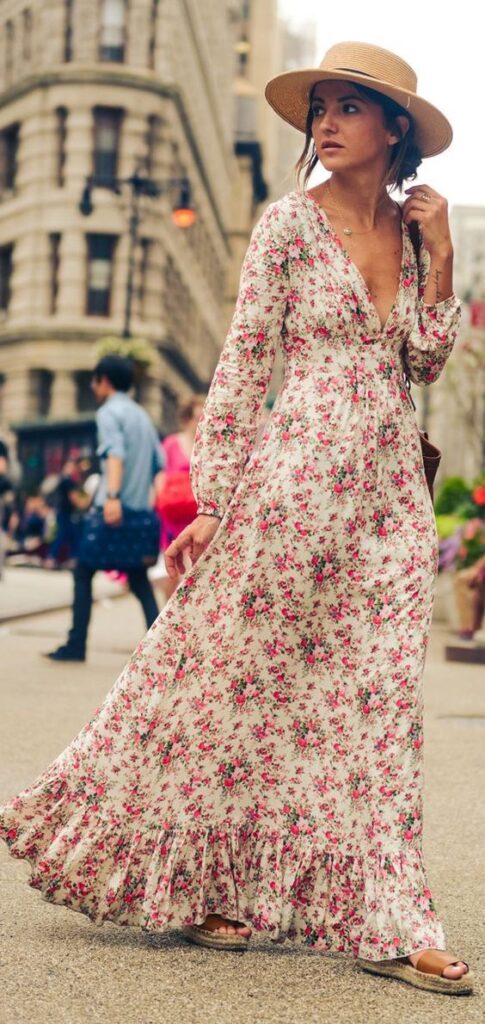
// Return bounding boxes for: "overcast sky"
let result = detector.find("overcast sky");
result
[278,0,483,210]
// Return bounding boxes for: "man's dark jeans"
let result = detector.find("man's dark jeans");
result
[67,562,159,654]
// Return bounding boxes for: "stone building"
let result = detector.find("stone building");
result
[269,17,318,202]
[0,0,248,483]
[412,205,485,482]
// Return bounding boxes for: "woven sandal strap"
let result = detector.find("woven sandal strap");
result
[415,950,468,976]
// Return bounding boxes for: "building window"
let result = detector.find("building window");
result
[86,234,116,315]
[138,238,150,317]
[0,124,19,193]
[93,107,122,184]
[49,233,61,314]
[148,0,159,69]
[161,383,178,434]
[30,369,53,417]
[74,371,97,413]
[145,114,160,176]
[22,8,33,61]
[5,21,14,85]
[64,0,73,61]
[55,107,68,187]
[99,0,126,63]
[0,245,13,312]
[235,34,250,74]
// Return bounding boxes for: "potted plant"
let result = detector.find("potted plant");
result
[435,478,485,632]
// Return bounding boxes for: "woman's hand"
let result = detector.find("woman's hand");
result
[164,514,221,578]
[103,497,123,526]
[402,185,453,260]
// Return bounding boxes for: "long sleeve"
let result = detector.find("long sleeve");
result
[402,244,461,385]
[190,201,289,517]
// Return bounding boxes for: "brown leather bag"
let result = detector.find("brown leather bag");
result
[403,375,441,501]
[418,430,441,501]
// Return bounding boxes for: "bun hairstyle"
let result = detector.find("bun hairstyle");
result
[295,82,423,192]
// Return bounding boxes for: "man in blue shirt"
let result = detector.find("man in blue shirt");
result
[47,356,164,662]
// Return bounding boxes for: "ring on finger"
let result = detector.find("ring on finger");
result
[418,191,431,202]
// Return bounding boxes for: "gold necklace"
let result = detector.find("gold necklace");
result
[325,180,387,237]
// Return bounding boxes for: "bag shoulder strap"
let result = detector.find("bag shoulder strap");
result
[407,218,421,268]
[397,200,421,266]
[398,206,421,406]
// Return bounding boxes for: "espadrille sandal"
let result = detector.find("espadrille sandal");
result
[357,949,474,995]
[182,923,250,951]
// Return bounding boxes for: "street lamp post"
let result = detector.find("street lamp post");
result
[79,170,196,338]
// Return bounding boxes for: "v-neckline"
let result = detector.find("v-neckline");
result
[300,189,407,334]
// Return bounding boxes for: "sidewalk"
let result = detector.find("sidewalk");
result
[0,601,483,1024]
[0,565,126,623]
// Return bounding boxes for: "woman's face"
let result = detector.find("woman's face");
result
[310,80,399,175]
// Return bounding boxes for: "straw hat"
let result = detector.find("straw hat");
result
[265,41,452,157]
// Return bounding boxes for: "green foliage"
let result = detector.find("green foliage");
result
[434,476,472,515]
[435,514,467,540]
[94,335,156,371]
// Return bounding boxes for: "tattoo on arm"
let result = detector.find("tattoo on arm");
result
[433,269,443,303]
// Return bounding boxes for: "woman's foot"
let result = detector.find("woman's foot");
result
[183,914,251,951]
[357,948,473,995]
[408,948,469,979]
[201,913,252,938]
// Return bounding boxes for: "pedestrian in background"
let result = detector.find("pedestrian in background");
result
[46,455,91,569]
[0,42,473,999]
[6,494,53,566]
[154,395,205,601]
[46,356,164,662]
[0,438,14,580]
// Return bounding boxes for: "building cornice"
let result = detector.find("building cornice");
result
[0,65,232,247]
[0,326,212,390]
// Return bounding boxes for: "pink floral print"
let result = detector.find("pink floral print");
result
[0,190,460,960]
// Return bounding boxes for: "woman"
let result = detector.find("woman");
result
[0,42,473,996]
[155,396,205,602]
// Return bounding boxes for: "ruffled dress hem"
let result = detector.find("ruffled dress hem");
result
[0,815,444,961]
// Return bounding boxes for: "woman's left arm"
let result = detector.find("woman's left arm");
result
[401,184,461,385]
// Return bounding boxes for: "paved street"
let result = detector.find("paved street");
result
[0,565,127,623]
[0,587,483,1023]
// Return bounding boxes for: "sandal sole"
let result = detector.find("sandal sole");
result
[182,925,249,951]
[357,958,474,995]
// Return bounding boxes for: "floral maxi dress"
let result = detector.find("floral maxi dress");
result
[0,191,461,960]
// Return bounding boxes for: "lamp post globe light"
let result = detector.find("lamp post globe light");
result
[79,171,197,339]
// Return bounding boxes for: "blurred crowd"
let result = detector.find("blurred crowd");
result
[0,395,208,595]
[0,449,98,575]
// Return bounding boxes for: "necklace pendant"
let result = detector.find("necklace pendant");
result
[343,227,352,236]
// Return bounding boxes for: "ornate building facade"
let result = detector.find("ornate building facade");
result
[412,205,485,482]
[0,0,247,479]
